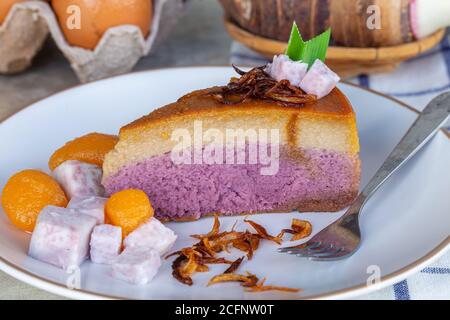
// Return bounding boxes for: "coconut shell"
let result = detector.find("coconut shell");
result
[0,0,189,82]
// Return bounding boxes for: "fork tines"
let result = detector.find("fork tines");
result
[278,241,347,260]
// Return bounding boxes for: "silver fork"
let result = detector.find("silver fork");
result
[278,92,450,261]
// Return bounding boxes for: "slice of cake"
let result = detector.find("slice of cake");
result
[103,25,360,221]
[103,77,359,221]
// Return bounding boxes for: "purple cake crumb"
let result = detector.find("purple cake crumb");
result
[103,148,359,220]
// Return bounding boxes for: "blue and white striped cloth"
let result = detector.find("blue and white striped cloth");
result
[230,30,450,300]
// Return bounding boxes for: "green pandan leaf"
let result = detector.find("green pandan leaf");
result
[285,22,304,61]
[285,22,331,68]
[301,28,331,67]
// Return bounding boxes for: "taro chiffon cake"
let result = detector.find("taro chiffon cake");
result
[102,81,360,221]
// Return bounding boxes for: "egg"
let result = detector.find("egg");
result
[0,0,43,24]
[51,0,152,50]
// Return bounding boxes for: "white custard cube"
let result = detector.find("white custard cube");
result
[265,54,308,87]
[111,247,161,285]
[53,160,105,199]
[29,206,97,270]
[68,196,107,225]
[90,225,122,265]
[124,218,177,255]
[299,59,340,98]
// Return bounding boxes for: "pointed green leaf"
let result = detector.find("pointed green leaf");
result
[301,28,331,68]
[285,22,304,61]
[284,22,331,68]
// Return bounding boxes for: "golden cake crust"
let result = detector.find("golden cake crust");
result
[122,87,354,135]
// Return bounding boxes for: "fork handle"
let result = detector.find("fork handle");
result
[356,92,450,208]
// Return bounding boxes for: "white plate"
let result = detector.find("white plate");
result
[0,67,449,300]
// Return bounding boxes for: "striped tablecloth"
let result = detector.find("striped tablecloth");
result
[230,31,450,300]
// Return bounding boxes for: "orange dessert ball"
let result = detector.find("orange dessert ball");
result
[105,189,154,237]
[48,132,118,171]
[51,0,153,49]
[1,170,68,232]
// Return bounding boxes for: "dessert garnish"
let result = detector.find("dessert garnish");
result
[68,196,108,225]
[208,272,300,293]
[90,224,122,265]
[244,277,301,293]
[0,130,180,285]
[277,218,313,241]
[213,22,339,105]
[29,206,97,270]
[244,218,283,245]
[48,132,118,170]
[208,272,258,288]
[167,215,304,293]
[1,170,68,232]
[124,216,177,255]
[284,22,331,68]
[223,256,245,274]
[266,22,339,99]
[53,160,105,199]
[111,247,161,286]
[213,65,317,106]
[105,189,154,237]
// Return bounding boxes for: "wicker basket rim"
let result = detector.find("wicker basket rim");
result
[225,19,445,62]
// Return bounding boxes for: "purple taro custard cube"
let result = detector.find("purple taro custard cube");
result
[111,247,161,285]
[53,160,105,199]
[29,206,97,270]
[299,59,340,99]
[265,54,308,87]
[124,217,177,255]
[68,196,107,225]
[90,224,122,265]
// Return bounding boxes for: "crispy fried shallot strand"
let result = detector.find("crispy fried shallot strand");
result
[209,66,316,106]
[244,219,282,245]
[223,257,245,274]
[208,272,300,293]
[168,216,310,288]
[245,278,301,293]
[277,218,313,241]
[208,272,259,287]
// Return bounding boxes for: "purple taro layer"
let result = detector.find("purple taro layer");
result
[103,148,360,220]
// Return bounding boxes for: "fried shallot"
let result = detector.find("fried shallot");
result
[209,66,317,106]
[277,218,313,241]
[167,216,310,288]
[208,272,300,293]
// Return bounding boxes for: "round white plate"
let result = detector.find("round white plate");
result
[0,67,449,300]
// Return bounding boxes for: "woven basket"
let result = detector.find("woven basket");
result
[225,19,445,78]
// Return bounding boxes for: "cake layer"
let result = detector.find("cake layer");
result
[103,147,360,221]
[103,87,359,180]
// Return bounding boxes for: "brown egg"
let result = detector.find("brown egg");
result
[51,0,152,50]
[0,0,35,24]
